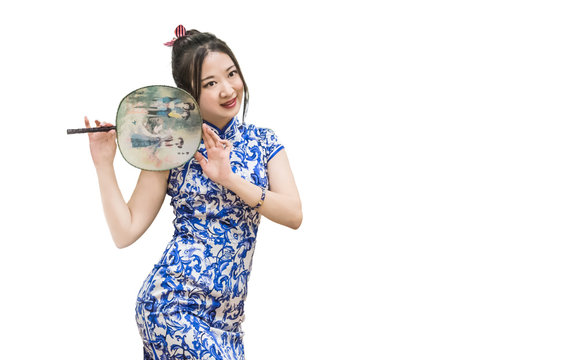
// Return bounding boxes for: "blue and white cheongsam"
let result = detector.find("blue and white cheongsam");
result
[135,117,284,360]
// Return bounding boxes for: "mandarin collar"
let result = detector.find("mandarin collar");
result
[203,117,239,139]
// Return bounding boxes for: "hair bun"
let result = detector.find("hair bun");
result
[164,25,197,47]
[185,29,201,37]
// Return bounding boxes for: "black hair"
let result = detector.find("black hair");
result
[171,30,249,121]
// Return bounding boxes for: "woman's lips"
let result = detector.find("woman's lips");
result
[221,98,237,109]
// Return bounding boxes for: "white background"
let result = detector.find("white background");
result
[1,0,575,359]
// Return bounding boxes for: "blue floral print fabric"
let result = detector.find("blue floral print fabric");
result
[135,117,284,359]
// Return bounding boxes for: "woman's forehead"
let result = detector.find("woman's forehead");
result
[202,52,235,72]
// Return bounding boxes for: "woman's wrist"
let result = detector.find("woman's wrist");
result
[219,172,242,192]
[220,173,264,208]
[94,162,116,177]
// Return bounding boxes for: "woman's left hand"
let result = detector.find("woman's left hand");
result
[195,124,234,186]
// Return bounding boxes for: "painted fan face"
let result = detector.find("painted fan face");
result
[116,85,202,171]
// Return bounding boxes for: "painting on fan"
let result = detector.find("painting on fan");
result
[115,85,202,170]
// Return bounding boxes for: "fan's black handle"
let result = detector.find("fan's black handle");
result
[66,126,116,135]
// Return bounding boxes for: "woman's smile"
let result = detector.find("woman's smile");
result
[221,97,237,109]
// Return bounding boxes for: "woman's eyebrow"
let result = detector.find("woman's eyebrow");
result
[201,75,214,82]
[201,65,237,82]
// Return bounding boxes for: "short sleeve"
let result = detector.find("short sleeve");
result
[263,128,284,162]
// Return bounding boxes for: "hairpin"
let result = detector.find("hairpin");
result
[164,25,187,47]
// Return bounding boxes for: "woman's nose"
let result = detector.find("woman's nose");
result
[220,80,235,97]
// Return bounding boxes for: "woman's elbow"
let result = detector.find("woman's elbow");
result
[288,210,303,230]
[112,233,138,249]
[114,241,131,249]
[114,239,131,249]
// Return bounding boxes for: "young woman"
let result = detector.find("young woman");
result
[84,26,302,359]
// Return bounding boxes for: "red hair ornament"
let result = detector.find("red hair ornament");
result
[164,25,187,47]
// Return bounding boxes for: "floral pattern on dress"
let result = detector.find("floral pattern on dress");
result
[135,117,283,359]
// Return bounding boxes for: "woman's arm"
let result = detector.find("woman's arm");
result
[85,117,169,248]
[227,149,302,229]
[195,124,302,229]
[96,167,169,248]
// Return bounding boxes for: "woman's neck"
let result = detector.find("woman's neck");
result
[204,117,233,130]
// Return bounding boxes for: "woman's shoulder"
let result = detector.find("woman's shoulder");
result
[240,122,284,160]
[241,122,279,140]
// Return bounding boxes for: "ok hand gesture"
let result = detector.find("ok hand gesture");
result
[194,124,234,187]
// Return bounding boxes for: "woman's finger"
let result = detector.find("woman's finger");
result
[207,126,222,147]
[204,124,224,149]
[202,124,217,148]
[220,139,232,151]
[194,151,207,166]
[84,116,91,128]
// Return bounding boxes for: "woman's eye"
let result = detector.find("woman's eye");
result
[203,81,216,88]
[228,70,238,78]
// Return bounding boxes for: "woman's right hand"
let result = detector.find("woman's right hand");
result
[84,116,116,168]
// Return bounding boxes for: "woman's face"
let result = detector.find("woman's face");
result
[197,51,244,126]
